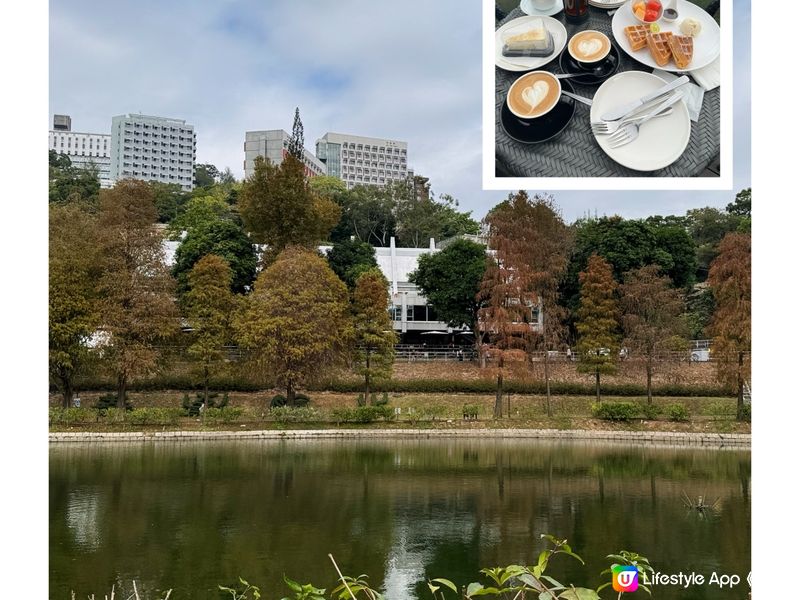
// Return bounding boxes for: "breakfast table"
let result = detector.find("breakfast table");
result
[495,3,720,177]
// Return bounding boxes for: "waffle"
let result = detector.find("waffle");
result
[667,34,694,69]
[624,25,650,51]
[646,32,674,67]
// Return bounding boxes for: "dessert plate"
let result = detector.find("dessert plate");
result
[501,79,577,144]
[520,0,565,17]
[611,0,720,72]
[558,42,620,85]
[590,70,690,170]
[589,0,627,8]
[495,16,568,72]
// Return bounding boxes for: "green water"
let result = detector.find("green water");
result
[49,439,750,599]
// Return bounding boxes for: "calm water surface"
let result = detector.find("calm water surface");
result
[50,439,750,599]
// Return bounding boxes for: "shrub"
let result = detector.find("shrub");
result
[269,406,320,424]
[374,392,390,406]
[706,400,735,420]
[183,391,229,416]
[591,402,639,421]
[739,403,751,422]
[102,407,127,424]
[128,408,183,426]
[420,405,447,421]
[331,406,395,424]
[666,403,690,422]
[640,403,661,420]
[93,393,132,411]
[203,407,243,425]
[270,394,287,408]
[463,404,479,420]
[270,394,309,408]
[356,393,366,407]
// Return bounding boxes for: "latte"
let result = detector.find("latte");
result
[507,71,561,119]
[568,30,612,63]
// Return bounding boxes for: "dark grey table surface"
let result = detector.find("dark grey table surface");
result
[495,5,720,177]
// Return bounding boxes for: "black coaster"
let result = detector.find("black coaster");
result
[558,42,620,85]
[501,79,577,144]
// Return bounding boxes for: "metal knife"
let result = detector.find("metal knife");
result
[600,75,690,121]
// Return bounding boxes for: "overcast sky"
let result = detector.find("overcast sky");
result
[49,0,750,222]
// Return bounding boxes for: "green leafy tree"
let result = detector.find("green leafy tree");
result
[620,265,688,403]
[707,233,751,420]
[684,206,742,279]
[326,238,379,288]
[96,180,179,407]
[167,194,235,240]
[329,184,397,246]
[48,150,100,206]
[172,219,257,296]
[194,163,220,189]
[239,155,340,263]
[49,204,102,407]
[576,254,620,402]
[352,269,397,400]
[234,247,352,406]
[150,181,191,224]
[726,188,751,217]
[395,187,479,247]
[409,238,487,357]
[309,175,347,201]
[288,107,305,160]
[185,255,235,408]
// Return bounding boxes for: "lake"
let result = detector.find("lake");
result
[50,438,750,599]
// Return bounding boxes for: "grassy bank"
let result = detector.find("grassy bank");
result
[49,391,750,434]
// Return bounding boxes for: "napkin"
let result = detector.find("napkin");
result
[652,69,704,122]
[689,55,721,91]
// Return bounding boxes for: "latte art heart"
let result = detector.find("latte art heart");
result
[521,81,551,113]
[577,39,602,57]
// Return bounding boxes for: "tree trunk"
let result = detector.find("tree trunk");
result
[116,373,127,410]
[544,345,552,417]
[203,364,210,410]
[736,351,744,421]
[476,329,486,368]
[595,369,601,402]
[59,368,74,409]
[287,379,296,407]
[646,356,653,405]
[494,373,504,418]
[365,351,371,403]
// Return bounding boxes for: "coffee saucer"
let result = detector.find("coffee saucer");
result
[500,79,576,144]
[520,0,565,17]
[558,42,620,85]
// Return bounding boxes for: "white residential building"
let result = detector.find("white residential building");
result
[48,115,112,188]
[110,114,196,191]
[243,130,326,179]
[315,132,408,189]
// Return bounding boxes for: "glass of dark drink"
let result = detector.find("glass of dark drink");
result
[564,0,589,24]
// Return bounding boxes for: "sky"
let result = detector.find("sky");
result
[49,0,750,222]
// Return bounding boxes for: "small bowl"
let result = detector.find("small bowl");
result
[630,0,663,23]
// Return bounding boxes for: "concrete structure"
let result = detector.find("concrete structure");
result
[243,130,326,179]
[110,114,196,192]
[315,132,408,189]
[48,115,112,188]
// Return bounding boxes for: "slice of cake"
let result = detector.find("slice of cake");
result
[502,18,554,56]
[667,34,694,69]
[624,25,650,52]
[646,31,674,67]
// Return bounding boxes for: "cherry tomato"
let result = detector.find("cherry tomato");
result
[645,8,659,21]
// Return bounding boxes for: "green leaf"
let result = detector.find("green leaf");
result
[539,593,552,600]
[518,573,544,591]
[432,579,458,593]
[558,587,601,600]
[538,550,549,569]
[428,583,440,595]
[283,575,302,593]
[541,575,565,590]
[466,582,484,597]
[563,550,585,565]
[596,582,612,593]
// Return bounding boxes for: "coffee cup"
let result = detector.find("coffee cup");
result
[532,0,556,10]
[567,30,612,64]
[506,71,562,120]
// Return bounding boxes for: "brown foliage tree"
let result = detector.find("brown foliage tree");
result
[49,204,102,407]
[352,269,397,401]
[234,247,352,405]
[479,191,567,418]
[576,254,620,401]
[239,155,340,264]
[185,254,236,408]
[620,265,688,404]
[96,180,179,407]
[707,232,751,420]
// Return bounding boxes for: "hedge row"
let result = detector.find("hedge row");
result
[53,377,731,398]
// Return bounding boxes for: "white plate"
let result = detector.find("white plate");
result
[611,0,720,72]
[589,0,626,7]
[590,70,691,171]
[520,0,565,17]
[495,16,568,72]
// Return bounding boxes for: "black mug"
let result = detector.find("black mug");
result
[564,0,589,23]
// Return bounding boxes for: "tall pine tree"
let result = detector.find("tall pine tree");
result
[288,107,304,161]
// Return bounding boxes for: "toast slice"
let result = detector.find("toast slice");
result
[667,34,694,69]
[624,25,650,51]
[646,32,674,67]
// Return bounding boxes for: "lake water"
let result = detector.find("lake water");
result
[50,439,750,599]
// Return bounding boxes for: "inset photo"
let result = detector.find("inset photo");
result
[484,0,733,187]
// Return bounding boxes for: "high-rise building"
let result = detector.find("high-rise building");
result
[243,129,326,179]
[315,132,408,189]
[109,114,196,192]
[48,115,112,188]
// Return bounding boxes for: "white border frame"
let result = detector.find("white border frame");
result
[482,0,733,190]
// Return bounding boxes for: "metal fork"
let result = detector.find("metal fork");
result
[607,93,685,148]
[591,106,674,136]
